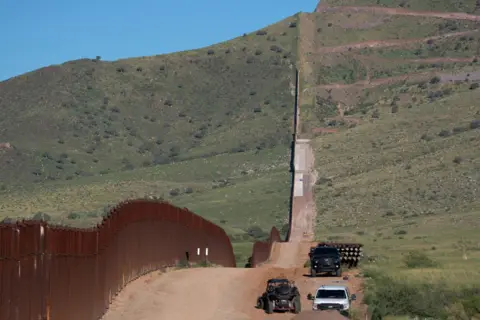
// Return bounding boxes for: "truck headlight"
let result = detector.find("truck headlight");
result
[342,304,349,309]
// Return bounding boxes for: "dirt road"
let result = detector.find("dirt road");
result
[101,240,363,320]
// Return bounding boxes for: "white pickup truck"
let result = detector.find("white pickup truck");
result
[307,284,356,317]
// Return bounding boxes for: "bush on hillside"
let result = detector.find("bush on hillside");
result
[364,271,480,319]
[471,119,480,129]
[246,226,269,240]
[32,212,52,222]
[403,250,438,268]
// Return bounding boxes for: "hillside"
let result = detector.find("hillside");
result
[292,1,480,318]
[0,16,298,187]
[0,17,302,266]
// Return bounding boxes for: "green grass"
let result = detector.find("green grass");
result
[359,32,480,59]
[0,146,291,229]
[314,13,476,47]
[292,6,480,318]
[311,84,480,318]
[370,60,473,79]
[315,54,368,84]
[320,0,478,14]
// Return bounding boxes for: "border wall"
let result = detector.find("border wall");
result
[0,199,235,320]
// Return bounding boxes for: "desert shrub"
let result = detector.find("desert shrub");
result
[67,212,81,220]
[279,223,289,238]
[169,188,180,196]
[438,129,451,137]
[420,133,432,141]
[270,45,282,53]
[229,233,252,242]
[175,259,190,268]
[452,126,467,134]
[403,250,438,268]
[364,271,480,319]
[142,160,151,167]
[195,260,215,268]
[429,76,441,84]
[246,226,269,240]
[32,212,51,221]
[470,119,480,129]
[453,156,463,164]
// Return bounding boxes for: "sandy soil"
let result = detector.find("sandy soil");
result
[101,240,364,320]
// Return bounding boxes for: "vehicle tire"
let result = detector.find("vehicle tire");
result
[293,297,301,314]
[335,268,342,277]
[256,297,264,309]
[311,268,316,277]
[266,300,274,314]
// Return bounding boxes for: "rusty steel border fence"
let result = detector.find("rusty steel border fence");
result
[250,227,282,267]
[0,199,236,320]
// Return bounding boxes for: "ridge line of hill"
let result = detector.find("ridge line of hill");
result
[315,4,480,20]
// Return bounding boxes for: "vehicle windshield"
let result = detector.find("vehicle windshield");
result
[316,289,346,299]
[313,247,339,256]
[268,281,290,287]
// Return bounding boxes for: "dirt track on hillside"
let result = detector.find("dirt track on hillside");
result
[316,5,480,21]
[313,66,480,91]
[316,29,478,53]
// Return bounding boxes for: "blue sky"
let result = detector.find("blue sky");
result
[0,0,317,81]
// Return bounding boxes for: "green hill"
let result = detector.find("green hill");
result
[0,16,298,187]
[293,1,480,318]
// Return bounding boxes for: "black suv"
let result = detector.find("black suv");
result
[309,246,342,277]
